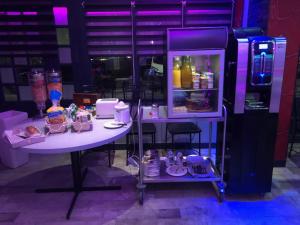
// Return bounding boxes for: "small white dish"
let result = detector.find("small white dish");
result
[166,165,187,177]
[103,121,124,129]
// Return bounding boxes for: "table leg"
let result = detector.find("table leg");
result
[35,151,121,220]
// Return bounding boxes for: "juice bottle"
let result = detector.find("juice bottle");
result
[181,56,192,88]
[173,57,181,88]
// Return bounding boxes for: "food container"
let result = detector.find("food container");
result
[114,101,130,124]
[192,73,200,89]
[204,72,214,89]
[45,120,68,134]
[143,150,160,177]
[28,71,47,117]
[47,69,62,102]
[151,104,159,118]
[71,110,93,132]
[200,74,208,89]
[72,120,93,132]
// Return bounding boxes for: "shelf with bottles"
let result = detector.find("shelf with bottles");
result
[172,55,219,92]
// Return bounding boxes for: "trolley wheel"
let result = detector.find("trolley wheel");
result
[138,190,144,205]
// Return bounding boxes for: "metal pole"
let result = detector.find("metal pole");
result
[208,121,212,158]
[221,105,227,181]
[137,99,144,187]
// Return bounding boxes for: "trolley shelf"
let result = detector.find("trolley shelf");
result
[136,100,227,204]
[144,158,222,184]
[144,174,221,184]
[141,106,225,123]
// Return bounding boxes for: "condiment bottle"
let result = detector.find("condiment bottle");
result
[181,56,192,89]
[173,57,181,88]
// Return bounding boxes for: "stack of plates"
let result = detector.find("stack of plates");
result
[143,150,160,177]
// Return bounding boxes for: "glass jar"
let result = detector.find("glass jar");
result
[28,71,47,117]
[47,69,62,102]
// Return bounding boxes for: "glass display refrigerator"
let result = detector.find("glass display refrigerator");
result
[167,27,227,118]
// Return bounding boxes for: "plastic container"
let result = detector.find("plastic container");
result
[28,71,47,117]
[47,69,62,103]
[0,110,29,168]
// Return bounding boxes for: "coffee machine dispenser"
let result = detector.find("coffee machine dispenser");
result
[222,28,287,194]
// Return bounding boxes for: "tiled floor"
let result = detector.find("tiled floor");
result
[1,145,300,225]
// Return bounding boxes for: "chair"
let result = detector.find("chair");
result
[289,96,300,157]
[122,81,145,102]
[166,122,201,155]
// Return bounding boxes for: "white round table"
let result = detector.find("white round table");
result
[19,118,132,154]
[15,117,132,220]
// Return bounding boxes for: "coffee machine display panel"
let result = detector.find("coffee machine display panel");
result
[250,38,274,86]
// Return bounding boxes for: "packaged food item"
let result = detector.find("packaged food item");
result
[200,74,208,89]
[192,73,200,89]
[72,110,93,132]
[46,106,65,124]
[45,85,67,134]
[75,110,91,123]
[25,126,41,137]
[4,126,45,148]
[204,72,214,89]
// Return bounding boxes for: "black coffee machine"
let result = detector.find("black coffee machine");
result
[222,28,287,194]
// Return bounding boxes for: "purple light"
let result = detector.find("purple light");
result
[87,31,131,37]
[6,12,21,16]
[87,21,131,26]
[0,11,38,16]
[136,10,181,16]
[23,12,38,16]
[187,9,232,15]
[86,11,131,17]
[53,7,68,26]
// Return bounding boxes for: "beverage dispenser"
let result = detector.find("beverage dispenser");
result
[223,28,287,194]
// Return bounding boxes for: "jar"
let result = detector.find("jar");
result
[204,72,214,89]
[192,73,200,89]
[200,74,208,89]
[151,104,159,118]
[28,71,47,112]
[47,69,62,101]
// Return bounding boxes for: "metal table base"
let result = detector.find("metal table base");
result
[35,151,121,220]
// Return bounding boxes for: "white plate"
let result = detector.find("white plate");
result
[103,121,124,129]
[166,165,187,177]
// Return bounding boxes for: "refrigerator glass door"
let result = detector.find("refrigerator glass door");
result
[168,50,224,118]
